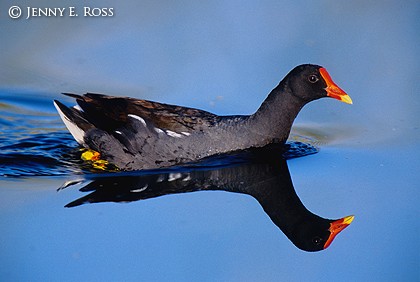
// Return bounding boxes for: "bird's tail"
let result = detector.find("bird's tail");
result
[53,100,93,146]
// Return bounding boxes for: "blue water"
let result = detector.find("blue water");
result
[0,93,79,176]
[1,1,419,281]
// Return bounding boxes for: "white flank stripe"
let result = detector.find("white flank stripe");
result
[154,127,164,134]
[115,130,122,135]
[181,132,191,136]
[54,101,86,145]
[128,114,147,127]
[168,173,182,182]
[130,184,148,193]
[166,130,183,138]
[182,175,191,181]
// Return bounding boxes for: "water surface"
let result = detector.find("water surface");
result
[1,1,418,281]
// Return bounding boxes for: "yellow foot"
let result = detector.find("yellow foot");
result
[80,149,119,171]
[81,149,101,161]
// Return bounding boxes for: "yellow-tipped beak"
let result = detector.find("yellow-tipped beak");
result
[324,215,354,249]
[341,215,355,225]
[319,68,353,104]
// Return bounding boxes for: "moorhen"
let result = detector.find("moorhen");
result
[54,64,351,170]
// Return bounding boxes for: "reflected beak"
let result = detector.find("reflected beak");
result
[324,215,354,249]
[319,68,353,104]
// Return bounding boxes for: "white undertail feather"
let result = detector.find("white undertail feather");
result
[53,101,86,145]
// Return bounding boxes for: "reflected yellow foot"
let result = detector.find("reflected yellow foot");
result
[80,149,119,171]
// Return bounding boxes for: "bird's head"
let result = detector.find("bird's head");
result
[290,214,354,252]
[287,64,352,104]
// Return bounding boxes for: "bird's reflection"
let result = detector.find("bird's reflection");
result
[61,143,353,252]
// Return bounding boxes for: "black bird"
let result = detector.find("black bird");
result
[54,64,351,170]
[61,146,354,252]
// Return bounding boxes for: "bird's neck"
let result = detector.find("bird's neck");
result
[258,177,320,236]
[248,161,317,234]
[248,83,305,144]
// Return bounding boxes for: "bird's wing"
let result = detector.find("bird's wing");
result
[63,93,219,133]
